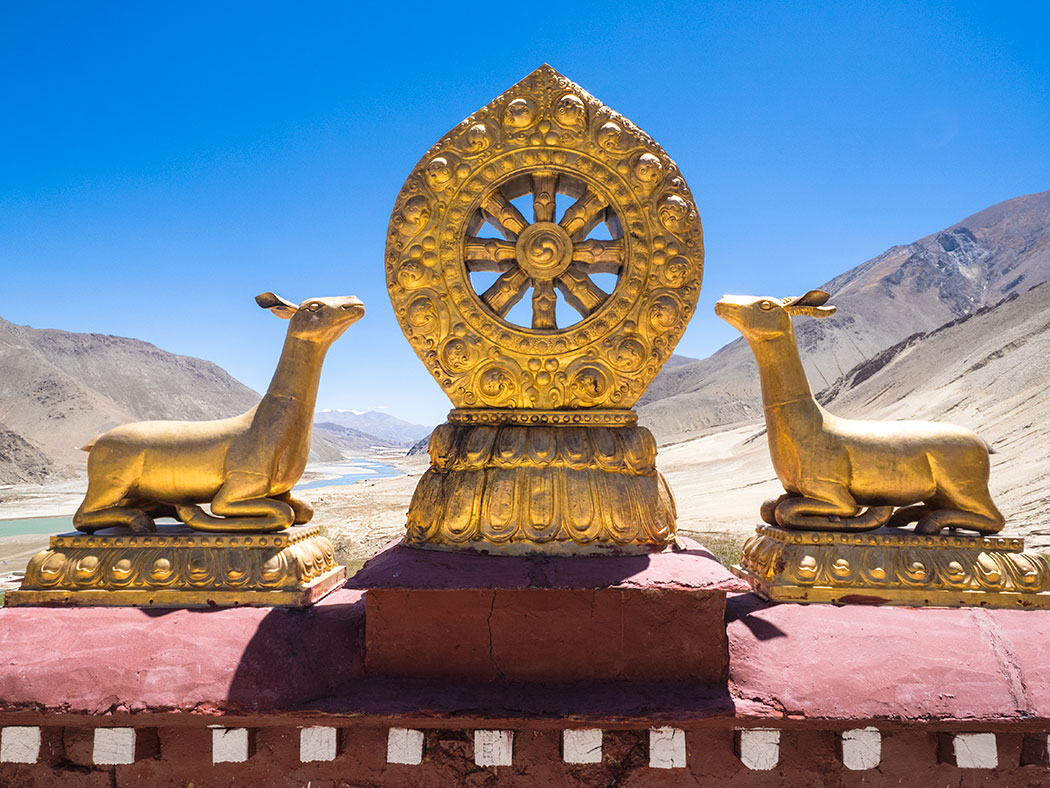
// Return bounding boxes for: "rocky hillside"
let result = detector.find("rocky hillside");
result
[640,190,1050,442]
[313,422,408,454]
[0,317,261,484]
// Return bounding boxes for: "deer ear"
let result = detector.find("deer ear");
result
[255,292,298,319]
[784,289,831,308]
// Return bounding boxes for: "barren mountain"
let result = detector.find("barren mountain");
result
[0,317,259,484]
[640,190,1050,442]
[313,423,408,454]
[314,410,431,445]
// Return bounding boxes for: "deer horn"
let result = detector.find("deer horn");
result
[784,304,837,318]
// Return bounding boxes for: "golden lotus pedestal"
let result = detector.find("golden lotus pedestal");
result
[404,410,678,554]
[733,524,1050,609]
[6,524,345,608]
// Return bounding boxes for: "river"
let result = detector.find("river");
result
[0,458,401,538]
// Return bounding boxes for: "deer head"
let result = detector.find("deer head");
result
[256,292,366,344]
[714,290,836,342]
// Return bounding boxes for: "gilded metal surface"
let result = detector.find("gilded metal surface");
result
[386,64,703,411]
[7,525,345,608]
[405,423,676,552]
[733,524,1050,608]
[447,408,637,426]
[387,65,702,553]
[73,292,364,534]
[716,290,1005,536]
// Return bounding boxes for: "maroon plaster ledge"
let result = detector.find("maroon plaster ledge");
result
[347,536,748,592]
[0,588,366,715]
[727,593,1050,721]
[1,540,1050,725]
[357,537,743,684]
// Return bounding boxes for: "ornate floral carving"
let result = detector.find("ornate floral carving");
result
[386,64,703,410]
[388,66,701,553]
[10,526,343,607]
[405,423,675,551]
[733,525,1050,608]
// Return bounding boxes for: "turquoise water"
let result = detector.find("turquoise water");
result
[297,458,400,490]
[0,458,401,538]
[0,515,74,538]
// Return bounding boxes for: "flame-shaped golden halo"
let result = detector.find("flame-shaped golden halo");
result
[386,64,703,411]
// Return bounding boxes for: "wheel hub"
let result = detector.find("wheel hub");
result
[515,222,573,280]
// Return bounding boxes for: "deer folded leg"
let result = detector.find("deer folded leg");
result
[275,491,314,524]
[886,505,933,529]
[774,483,887,532]
[177,472,294,532]
[915,510,1003,535]
[74,505,156,534]
[177,499,294,533]
[915,475,1006,535]
[761,493,798,525]
[75,484,156,534]
[75,451,156,533]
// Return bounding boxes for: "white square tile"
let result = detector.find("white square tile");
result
[563,729,602,764]
[738,728,779,770]
[93,728,136,765]
[474,730,513,767]
[300,727,337,762]
[954,733,997,769]
[387,728,424,765]
[840,727,881,770]
[1,726,41,764]
[649,727,686,769]
[212,728,250,764]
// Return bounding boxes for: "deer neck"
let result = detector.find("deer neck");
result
[265,335,330,410]
[747,327,819,420]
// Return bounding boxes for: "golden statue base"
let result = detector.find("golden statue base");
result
[405,411,677,554]
[733,525,1050,609]
[6,524,345,608]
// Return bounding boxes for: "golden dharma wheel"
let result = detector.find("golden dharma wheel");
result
[386,65,703,553]
[386,64,703,412]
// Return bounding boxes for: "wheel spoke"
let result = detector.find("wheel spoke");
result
[557,264,609,316]
[559,190,607,238]
[465,238,517,272]
[480,268,530,316]
[532,279,557,329]
[481,192,529,239]
[531,171,558,222]
[572,239,624,274]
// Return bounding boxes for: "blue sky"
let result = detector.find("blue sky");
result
[1,1,1048,426]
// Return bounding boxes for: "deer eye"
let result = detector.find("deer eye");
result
[759,300,774,311]
[304,302,322,312]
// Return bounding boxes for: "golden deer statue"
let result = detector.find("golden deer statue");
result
[73,292,365,534]
[715,289,1004,535]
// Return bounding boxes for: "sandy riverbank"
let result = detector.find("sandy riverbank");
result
[0,455,420,576]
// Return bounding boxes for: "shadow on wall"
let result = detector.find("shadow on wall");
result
[218,590,366,710]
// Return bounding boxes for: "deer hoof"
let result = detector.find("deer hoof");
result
[760,499,779,525]
[128,513,157,534]
[914,518,944,535]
